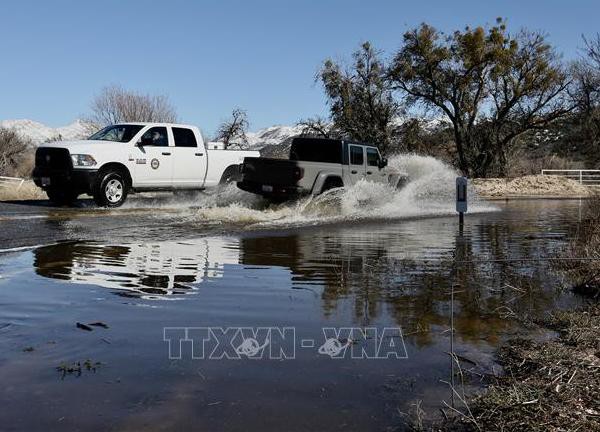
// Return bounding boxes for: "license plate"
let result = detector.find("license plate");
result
[41,177,51,186]
[261,185,273,192]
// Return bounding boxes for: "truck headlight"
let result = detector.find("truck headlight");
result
[71,154,97,167]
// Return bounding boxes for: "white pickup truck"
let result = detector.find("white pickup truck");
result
[32,122,259,207]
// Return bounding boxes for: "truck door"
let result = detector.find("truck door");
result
[347,144,366,185]
[366,147,387,184]
[133,126,174,187]
[170,127,206,188]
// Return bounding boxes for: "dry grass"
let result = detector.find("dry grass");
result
[472,175,592,198]
[0,181,46,201]
[443,304,600,432]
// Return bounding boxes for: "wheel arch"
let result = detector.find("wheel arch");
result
[219,164,242,184]
[312,172,344,195]
[98,162,132,187]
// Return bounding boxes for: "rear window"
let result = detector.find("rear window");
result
[289,139,342,163]
[173,127,197,147]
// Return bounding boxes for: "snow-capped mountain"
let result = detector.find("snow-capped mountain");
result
[0,117,448,149]
[0,118,305,148]
[245,124,305,149]
[0,119,89,144]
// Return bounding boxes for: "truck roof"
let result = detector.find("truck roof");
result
[118,122,200,129]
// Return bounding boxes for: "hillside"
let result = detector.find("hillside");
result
[0,119,90,144]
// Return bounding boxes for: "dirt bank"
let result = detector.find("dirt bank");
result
[473,175,593,198]
[442,303,600,431]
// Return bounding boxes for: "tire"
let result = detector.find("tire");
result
[395,175,409,190]
[46,188,78,206]
[219,165,242,185]
[93,170,129,208]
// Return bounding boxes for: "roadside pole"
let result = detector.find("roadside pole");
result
[456,177,468,233]
[450,177,468,408]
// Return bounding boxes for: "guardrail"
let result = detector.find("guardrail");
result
[0,176,25,190]
[541,169,600,185]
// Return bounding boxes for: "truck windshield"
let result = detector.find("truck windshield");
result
[289,139,342,163]
[88,125,144,143]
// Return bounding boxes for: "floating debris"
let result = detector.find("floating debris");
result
[76,322,93,331]
[88,321,109,329]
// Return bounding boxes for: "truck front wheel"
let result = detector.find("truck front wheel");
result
[46,188,78,206]
[93,170,129,208]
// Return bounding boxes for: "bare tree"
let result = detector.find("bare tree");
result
[214,108,249,148]
[561,35,600,161]
[88,85,178,130]
[0,128,31,176]
[297,116,339,138]
[584,33,600,67]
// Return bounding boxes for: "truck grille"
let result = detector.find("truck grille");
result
[35,148,72,170]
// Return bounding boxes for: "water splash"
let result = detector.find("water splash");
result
[190,154,497,228]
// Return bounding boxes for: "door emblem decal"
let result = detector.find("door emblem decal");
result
[151,158,160,169]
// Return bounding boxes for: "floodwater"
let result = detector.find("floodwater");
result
[0,197,585,431]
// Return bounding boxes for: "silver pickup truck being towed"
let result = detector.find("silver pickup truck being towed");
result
[237,138,408,200]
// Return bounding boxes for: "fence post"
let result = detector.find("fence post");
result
[580,171,583,184]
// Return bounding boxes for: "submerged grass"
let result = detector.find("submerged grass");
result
[556,194,600,299]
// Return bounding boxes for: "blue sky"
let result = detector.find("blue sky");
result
[1,0,598,134]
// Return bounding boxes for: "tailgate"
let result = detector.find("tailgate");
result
[241,157,300,186]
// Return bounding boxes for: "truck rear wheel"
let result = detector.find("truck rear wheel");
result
[320,177,343,194]
[219,165,242,185]
[46,188,78,206]
[395,175,409,190]
[93,170,129,208]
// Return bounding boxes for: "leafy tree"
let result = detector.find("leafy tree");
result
[214,108,250,149]
[389,19,571,176]
[318,42,402,154]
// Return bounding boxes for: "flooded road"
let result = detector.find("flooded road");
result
[0,198,585,431]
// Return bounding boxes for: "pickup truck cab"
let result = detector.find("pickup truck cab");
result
[32,122,259,207]
[237,138,408,200]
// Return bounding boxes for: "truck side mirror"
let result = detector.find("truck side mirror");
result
[379,157,388,169]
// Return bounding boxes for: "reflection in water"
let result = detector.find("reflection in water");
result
[239,205,577,348]
[32,201,578,346]
[34,238,240,299]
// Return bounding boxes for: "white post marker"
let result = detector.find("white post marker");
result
[456,177,468,225]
